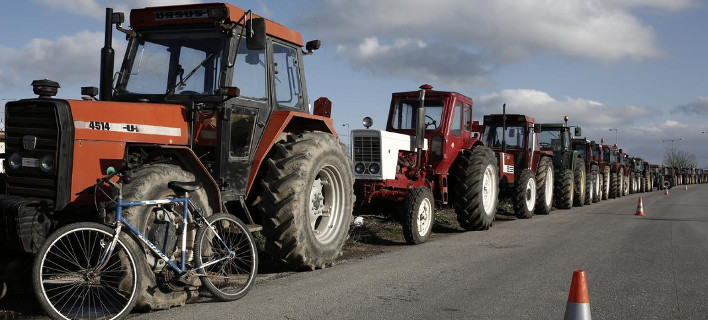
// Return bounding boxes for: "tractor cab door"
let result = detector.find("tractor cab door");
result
[217,35,270,200]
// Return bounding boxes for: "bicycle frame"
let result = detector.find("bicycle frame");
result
[95,188,233,276]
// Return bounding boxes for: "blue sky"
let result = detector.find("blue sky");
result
[1,0,707,166]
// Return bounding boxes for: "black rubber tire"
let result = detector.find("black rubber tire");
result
[610,172,619,199]
[450,147,499,231]
[402,187,435,244]
[514,169,536,219]
[194,213,258,301]
[584,171,593,205]
[555,169,574,209]
[573,159,586,207]
[602,167,610,200]
[121,163,211,310]
[591,165,600,203]
[535,157,554,215]
[257,132,354,270]
[33,222,142,320]
[623,173,630,196]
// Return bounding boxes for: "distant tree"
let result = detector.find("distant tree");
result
[663,147,696,168]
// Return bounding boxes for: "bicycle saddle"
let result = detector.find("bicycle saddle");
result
[167,181,202,193]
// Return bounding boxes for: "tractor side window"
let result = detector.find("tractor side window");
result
[451,101,462,136]
[233,38,266,101]
[230,107,258,158]
[391,99,445,130]
[465,104,473,131]
[273,43,302,109]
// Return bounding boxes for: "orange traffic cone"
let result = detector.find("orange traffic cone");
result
[564,270,591,320]
[664,188,669,195]
[635,197,645,216]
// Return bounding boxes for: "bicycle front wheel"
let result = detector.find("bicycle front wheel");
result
[194,213,258,301]
[33,222,142,320]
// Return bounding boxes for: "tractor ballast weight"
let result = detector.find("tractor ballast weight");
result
[0,2,355,308]
[351,85,499,244]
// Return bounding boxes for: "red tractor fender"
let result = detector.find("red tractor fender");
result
[246,111,337,196]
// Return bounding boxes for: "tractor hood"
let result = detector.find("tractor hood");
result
[350,129,427,180]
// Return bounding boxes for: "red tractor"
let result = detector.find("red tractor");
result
[351,85,499,244]
[601,144,627,198]
[593,139,610,200]
[481,112,555,218]
[0,3,354,308]
[572,138,600,204]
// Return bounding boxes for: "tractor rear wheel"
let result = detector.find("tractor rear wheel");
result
[121,164,212,310]
[573,159,586,207]
[451,147,499,231]
[535,157,554,215]
[258,132,354,270]
[610,172,618,198]
[584,171,593,205]
[591,165,602,203]
[402,187,435,244]
[555,169,573,209]
[602,167,610,200]
[514,169,536,219]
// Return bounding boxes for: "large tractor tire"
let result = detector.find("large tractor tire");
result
[451,147,499,231]
[602,167,610,200]
[535,157,554,215]
[257,132,354,270]
[514,169,536,219]
[555,169,574,209]
[121,163,212,310]
[592,165,600,203]
[623,173,630,196]
[573,159,586,207]
[584,171,593,205]
[610,172,618,199]
[402,187,435,245]
[629,175,636,194]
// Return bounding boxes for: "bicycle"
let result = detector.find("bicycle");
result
[32,169,258,320]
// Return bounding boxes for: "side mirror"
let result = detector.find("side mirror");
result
[246,18,266,50]
[305,40,321,54]
[533,124,542,133]
[574,127,582,136]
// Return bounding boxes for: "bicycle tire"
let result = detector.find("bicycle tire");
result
[33,222,142,320]
[194,213,258,301]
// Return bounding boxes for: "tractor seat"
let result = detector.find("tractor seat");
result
[168,181,202,193]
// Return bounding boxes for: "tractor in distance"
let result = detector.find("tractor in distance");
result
[537,116,585,209]
[628,157,646,194]
[572,138,599,204]
[351,84,499,244]
[619,152,632,196]
[481,111,555,218]
[593,138,610,200]
[640,159,653,192]
[602,144,626,199]
[0,3,355,309]
[649,164,664,190]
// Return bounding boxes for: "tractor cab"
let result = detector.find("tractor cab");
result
[482,114,543,184]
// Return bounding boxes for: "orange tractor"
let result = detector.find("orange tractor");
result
[0,3,353,308]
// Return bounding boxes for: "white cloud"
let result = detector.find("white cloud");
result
[33,0,203,20]
[298,0,691,85]
[0,31,125,98]
[672,96,708,116]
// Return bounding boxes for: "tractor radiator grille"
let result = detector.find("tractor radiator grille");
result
[353,136,381,162]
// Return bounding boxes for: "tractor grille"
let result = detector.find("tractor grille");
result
[353,136,381,162]
[4,100,73,210]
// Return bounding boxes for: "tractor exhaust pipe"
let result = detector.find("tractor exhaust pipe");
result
[415,85,429,170]
[100,8,115,101]
[501,103,507,153]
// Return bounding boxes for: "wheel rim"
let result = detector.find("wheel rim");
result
[525,178,536,211]
[309,164,346,244]
[482,164,496,216]
[544,167,553,206]
[39,227,138,320]
[417,198,432,237]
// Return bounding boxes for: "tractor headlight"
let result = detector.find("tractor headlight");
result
[40,154,55,173]
[8,152,21,170]
[355,163,366,174]
[368,163,380,175]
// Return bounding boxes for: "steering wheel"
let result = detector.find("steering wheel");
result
[425,115,438,129]
[539,142,551,148]
[179,90,201,96]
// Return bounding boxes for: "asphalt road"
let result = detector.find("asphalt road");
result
[125,184,708,320]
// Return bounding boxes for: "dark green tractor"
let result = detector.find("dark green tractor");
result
[537,117,584,209]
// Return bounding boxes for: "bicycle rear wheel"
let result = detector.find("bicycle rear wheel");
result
[33,222,141,320]
[194,213,258,301]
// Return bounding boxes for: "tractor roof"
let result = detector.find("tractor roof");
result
[483,114,536,124]
[538,123,567,130]
[130,2,303,46]
[391,87,473,103]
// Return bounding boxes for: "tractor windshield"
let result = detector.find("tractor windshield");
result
[391,99,445,131]
[538,129,567,152]
[573,142,587,160]
[484,125,525,148]
[116,28,226,96]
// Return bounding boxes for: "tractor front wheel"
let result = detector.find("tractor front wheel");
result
[402,187,435,244]
[592,165,600,203]
[535,157,554,215]
[555,169,574,209]
[573,159,586,207]
[514,169,536,219]
[258,132,354,270]
[602,167,610,200]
